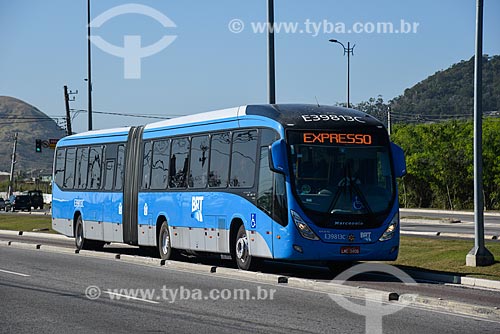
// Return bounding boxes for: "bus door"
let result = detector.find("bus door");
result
[253,147,277,258]
[122,126,144,245]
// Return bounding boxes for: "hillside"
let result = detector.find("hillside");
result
[0,96,66,174]
[390,55,500,117]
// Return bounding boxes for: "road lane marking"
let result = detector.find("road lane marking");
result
[103,291,159,304]
[0,268,30,277]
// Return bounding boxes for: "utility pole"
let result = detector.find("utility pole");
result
[267,0,276,104]
[466,0,494,267]
[63,85,78,136]
[87,0,93,131]
[7,133,18,198]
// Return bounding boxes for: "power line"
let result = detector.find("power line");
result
[0,119,64,125]
[70,109,180,120]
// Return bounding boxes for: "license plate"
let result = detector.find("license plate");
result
[340,246,360,255]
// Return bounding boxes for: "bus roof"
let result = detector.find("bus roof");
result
[145,104,384,131]
[144,106,241,131]
[245,104,383,130]
[58,104,385,147]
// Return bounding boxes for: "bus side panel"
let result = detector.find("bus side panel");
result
[52,185,124,242]
[138,191,274,257]
[51,185,75,237]
[102,192,124,242]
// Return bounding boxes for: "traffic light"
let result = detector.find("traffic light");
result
[35,139,42,153]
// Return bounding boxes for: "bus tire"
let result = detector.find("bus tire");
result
[75,215,87,250]
[158,221,175,260]
[75,216,104,251]
[234,224,259,271]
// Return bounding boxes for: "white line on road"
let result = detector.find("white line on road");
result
[103,291,159,304]
[0,268,30,277]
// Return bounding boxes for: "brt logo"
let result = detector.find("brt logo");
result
[191,196,204,223]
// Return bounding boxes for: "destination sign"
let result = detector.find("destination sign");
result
[303,132,372,145]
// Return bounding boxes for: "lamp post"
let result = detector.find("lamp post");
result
[329,39,355,108]
[87,0,93,131]
[267,0,276,104]
[466,0,494,267]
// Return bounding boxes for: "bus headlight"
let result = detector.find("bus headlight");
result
[379,212,399,241]
[291,210,319,241]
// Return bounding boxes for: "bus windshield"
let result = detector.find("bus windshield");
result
[288,131,394,216]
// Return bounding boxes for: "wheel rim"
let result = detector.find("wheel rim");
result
[76,223,83,247]
[236,234,248,263]
[161,229,170,255]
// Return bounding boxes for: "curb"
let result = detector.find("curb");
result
[401,230,499,240]
[402,268,500,290]
[400,208,500,217]
[398,294,500,321]
[0,230,69,240]
[2,229,500,291]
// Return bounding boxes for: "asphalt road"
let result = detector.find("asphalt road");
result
[1,246,498,334]
[400,209,500,238]
[1,231,500,310]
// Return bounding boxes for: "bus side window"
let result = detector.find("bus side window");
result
[208,132,230,188]
[64,148,76,189]
[115,145,125,190]
[150,140,169,190]
[88,146,103,190]
[76,147,89,189]
[189,135,209,188]
[142,141,152,189]
[104,160,116,191]
[54,148,66,189]
[230,130,258,188]
[169,137,190,188]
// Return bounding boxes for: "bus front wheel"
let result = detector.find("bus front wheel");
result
[158,221,175,260]
[234,225,259,271]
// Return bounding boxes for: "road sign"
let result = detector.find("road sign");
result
[49,138,59,149]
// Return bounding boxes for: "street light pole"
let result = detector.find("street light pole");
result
[466,0,494,267]
[267,0,276,104]
[87,0,93,131]
[329,39,355,108]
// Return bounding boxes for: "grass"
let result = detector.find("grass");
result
[0,213,54,233]
[392,236,500,281]
[0,214,499,280]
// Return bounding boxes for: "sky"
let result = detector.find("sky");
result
[1,0,499,133]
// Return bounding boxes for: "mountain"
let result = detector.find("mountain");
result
[390,55,500,117]
[0,96,66,174]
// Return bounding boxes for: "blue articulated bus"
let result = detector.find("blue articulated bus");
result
[52,104,406,270]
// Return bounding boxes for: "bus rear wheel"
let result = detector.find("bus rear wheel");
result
[75,216,104,251]
[158,221,176,260]
[234,225,259,271]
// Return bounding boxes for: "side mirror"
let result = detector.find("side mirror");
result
[391,142,407,178]
[269,139,288,175]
